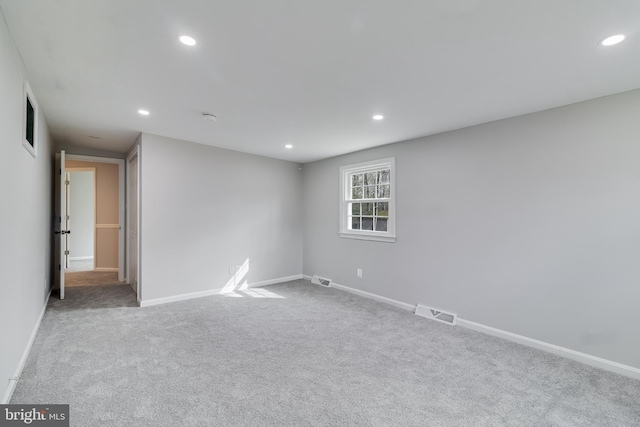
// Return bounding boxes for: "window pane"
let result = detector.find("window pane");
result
[362,217,374,230]
[341,160,394,239]
[375,202,388,216]
[365,185,376,198]
[377,184,390,198]
[26,97,35,147]
[351,217,361,230]
[375,218,388,232]
[352,187,363,199]
[364,172,377,185]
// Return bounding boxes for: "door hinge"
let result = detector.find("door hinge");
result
[59,169,62,175]
[65,250,69,256]
[65,180,70,186]
[58,264,61,271]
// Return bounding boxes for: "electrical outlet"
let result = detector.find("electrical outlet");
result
[228,267,234,275]
[357,268,363,278]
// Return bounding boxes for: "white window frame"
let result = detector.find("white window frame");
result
[22,80,38,158]
[339,157,396,243]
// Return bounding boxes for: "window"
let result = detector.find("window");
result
[22,80,38,158]
[340,157,396,242]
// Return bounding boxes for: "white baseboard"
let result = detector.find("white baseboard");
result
[305,276,415,312]
[457,319,640,380]
[246,274,303,288]
[140,287,225,307]
[69,256,93,261]
[2,289,52,404]
[331,283,415,311]
[301,275,640,380]
[139,274,304,308]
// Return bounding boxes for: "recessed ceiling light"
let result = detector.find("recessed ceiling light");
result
[138,109,150,116]
[600,34,625,46]
[202,113,217,122]
[372,114,384,120]
[180,35,196,46]
[285,144,293,149]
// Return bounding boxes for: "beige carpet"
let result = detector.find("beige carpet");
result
[65,271,124,287]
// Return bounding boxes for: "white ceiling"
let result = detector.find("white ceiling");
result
[1,1,639,163]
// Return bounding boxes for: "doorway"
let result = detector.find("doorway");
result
[62,155,126,289]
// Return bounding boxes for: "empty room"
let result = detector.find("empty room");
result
[1,1,639,426]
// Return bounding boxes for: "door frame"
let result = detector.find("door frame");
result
[126,146,141,302]
[66,154,126,282]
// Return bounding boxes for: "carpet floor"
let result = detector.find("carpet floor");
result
[11,280,640,426]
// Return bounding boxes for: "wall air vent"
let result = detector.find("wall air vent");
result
[415,304,457,326]
[311,275,332,287]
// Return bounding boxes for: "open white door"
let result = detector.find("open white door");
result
[54,150,67,299]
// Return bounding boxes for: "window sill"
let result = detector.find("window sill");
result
[339,232,396,243]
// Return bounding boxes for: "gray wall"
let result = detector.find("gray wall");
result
[303,89,640,369]
[0,11,53,401]
[68,171,94,259]
[139,134,303,301]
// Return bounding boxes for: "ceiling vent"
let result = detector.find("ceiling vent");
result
[311,275,332,287]
[415,305,457,326]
